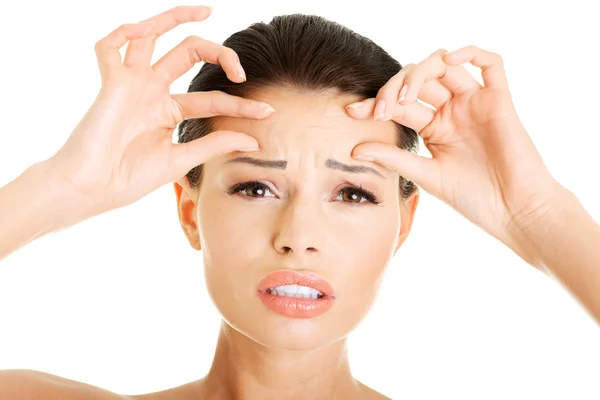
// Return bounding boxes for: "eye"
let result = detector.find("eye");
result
[335,185,383,206]
[227,181,275,198]
[227,181,383,206]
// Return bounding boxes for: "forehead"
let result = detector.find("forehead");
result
[212,86,398,150]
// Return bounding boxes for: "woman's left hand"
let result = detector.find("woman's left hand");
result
[345,46,567,268]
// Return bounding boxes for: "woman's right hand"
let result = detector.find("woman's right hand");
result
[46,5,274,217]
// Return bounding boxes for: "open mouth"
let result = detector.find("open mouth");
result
[265,285,325,299]
[257,270,335,318]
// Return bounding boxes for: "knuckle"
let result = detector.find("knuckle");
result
[208,96,217,115]
[172,5,187,15]
[171,97,185,122]
[188,48,203,65]
[237,100,246,115]
[208,91,225,113]
[208,89,224,98]
[396,64,413,79]
[404,69,419,84]
[431,48,448,57]
[170,6,188,24]
[223,46,239,60]
[183,34,202,45]
[392,68,407,79]
[94,37,111,54]
[94,40,103,53]
[184,36,205,64]
[378,86,397,100]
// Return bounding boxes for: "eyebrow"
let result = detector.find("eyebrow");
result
[224,157,386,179]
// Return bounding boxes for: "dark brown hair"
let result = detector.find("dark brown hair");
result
[177,14,418,200]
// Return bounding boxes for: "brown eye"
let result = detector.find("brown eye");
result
[336,186,382,205]
[228,181,274,198]
[228,181,381,206]
[341,188,362,203]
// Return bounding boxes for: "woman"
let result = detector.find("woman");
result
[0,5,598,400]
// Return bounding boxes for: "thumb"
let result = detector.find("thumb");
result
[352,143,437,191]
[168,130,260,181]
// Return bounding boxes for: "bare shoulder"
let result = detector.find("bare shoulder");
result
[357,380,392,400]
[0,369,129,400]
[0,371,389,399]
[127,378,205,399]
[129,378,389,400]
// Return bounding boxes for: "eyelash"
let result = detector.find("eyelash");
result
[227,181,383,206]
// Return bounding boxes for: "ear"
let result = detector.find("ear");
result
[173,175,201,251]
[393,186,420,255]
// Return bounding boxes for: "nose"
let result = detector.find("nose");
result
[273,198,324,257]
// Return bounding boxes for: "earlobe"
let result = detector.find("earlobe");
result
[173,178,202,251]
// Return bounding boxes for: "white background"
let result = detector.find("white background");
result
[0,0,599,399]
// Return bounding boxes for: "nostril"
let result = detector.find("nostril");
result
[279,246,317,253]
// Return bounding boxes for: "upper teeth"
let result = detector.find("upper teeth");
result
[268,284,324,299]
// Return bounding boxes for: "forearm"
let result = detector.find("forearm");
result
[512,187,600,324]
[0,161,91,261]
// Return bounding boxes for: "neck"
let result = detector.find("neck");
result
[199,319,363,400]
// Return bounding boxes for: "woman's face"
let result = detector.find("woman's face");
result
[175,86,419,350]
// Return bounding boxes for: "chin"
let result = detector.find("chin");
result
[234,315,350,350]
[215,299,353,351]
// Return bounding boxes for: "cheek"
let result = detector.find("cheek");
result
[333,212,401,321]
[195,197,269,326]
[196,194,270,294]
[339,207,400,275]
[347,225,399,289]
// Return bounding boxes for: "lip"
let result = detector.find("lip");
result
[257,270,335,319]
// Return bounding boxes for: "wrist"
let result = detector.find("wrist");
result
[25,160,97,233]
[504,182,577,273]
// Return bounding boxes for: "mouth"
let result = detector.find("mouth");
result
[257,270,335,298]
[265,286,325,299]
[256,270,335,319]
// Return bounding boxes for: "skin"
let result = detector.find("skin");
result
[1,5,599,400]
[167,86,419,399]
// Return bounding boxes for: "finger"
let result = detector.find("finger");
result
[168,130,260,182]
[443,45,509,91]
[346,98,436,133]
[94,22,155,79]
[124,5,214,67]
[153,35,245,84]
[372,64,413,121]
[171,91,275,121]
[401,48,482,106]
[374,64,453,121]
[351,143,439,195]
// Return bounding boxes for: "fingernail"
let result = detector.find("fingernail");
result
[374,100,386,120]
[346,102,364,109]
[352,154,375,162]
[240,147,260,152]
[206,5,214,12]
[253,101,275,114]
[398,84,408,103]
[236,63,246,81]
